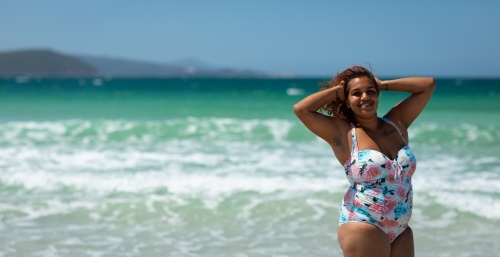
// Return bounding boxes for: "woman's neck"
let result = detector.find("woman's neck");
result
[355,115,380,130]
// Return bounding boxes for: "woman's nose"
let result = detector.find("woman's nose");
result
[361,92,369,100]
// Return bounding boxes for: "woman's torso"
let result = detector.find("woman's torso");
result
[340,117,417,224]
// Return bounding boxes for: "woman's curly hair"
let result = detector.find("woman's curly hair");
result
[319,65,379,122]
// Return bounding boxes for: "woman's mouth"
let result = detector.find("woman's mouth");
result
[359,102,373,108]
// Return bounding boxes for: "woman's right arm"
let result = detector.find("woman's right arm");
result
[292,84,348,146]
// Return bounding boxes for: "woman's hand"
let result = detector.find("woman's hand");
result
[375,77,386,92]
[336,81,346,101]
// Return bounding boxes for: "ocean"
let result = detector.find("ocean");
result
[0,77,499,257]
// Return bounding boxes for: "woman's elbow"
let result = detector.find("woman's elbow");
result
[293,103,309,117]
[293,104,302,115]
[427,77,436,90]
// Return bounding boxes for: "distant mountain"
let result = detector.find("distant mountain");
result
[168,58,214,71]
[0,49,99,77]
[74,54,187,77]
[74,54,268,78]
[0,49,269,78]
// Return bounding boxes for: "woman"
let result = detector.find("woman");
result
[293,66,435,257]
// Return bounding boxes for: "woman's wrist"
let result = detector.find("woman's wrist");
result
[380,77,435,94]
[381,81,389,91]
[330,85,345,101]
[376,77,389,92]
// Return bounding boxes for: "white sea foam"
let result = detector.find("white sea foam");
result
[410,122,499,147]
[414,153,500,193]
[0,118,300,147]
[411,208,458,228]
[430,192,500,220]
[1,119,500,223]
[2,151,499,220]
[1,119,498,148]
[0,169,348,196]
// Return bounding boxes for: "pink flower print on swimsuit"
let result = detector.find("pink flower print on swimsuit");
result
[339,118,417,243]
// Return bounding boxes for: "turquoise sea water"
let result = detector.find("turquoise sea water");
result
[0,77,499,256]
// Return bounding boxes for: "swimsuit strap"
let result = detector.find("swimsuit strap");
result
[349,122,358,154]
[380,117,407,144]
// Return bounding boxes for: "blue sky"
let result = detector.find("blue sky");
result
[1,1,499,77]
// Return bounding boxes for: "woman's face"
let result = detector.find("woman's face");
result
[346,76,379,118]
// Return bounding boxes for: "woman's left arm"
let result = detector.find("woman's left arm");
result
[378,77,436,128]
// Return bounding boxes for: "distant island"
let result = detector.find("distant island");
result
[0,49,270,78]
[0,49,99,77]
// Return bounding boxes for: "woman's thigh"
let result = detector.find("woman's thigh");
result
[390,226,414,257]
[338,222,391,257]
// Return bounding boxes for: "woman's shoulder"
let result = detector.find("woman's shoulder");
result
[383,111,406,130]
[382,112,410,142]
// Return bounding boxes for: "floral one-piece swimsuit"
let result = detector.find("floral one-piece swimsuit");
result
[339,117,417,243]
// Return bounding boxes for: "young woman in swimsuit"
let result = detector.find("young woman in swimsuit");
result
[293,66,435,257]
